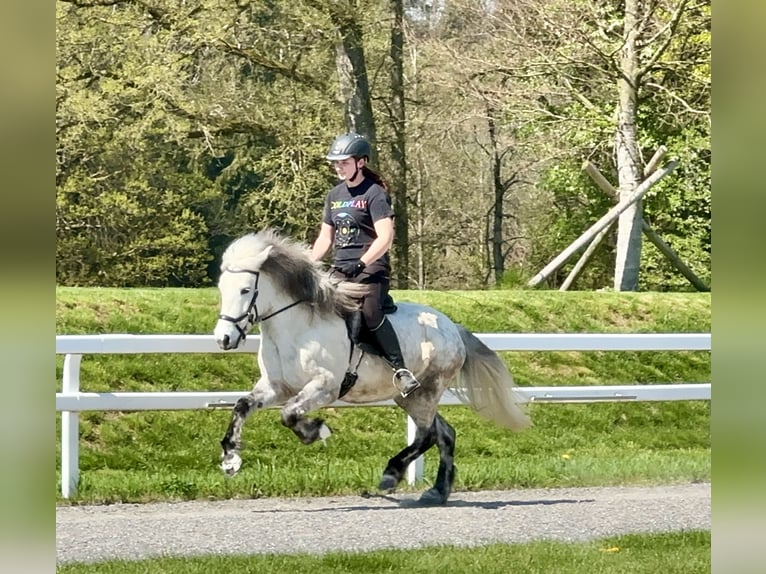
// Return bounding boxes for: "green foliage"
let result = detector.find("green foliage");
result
[640,137,711,291]
[56,0,710,291]
[56,0,342,286]
[56,159,214,286]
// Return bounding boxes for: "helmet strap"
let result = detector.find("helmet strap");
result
[348,158,364,186]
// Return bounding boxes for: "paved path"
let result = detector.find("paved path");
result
[56,482,710,564]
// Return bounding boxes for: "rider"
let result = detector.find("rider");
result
[310,132,420,397]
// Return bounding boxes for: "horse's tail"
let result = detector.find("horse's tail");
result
[454,326,532,431]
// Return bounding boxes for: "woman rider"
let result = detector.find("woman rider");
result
[310,132,420,397]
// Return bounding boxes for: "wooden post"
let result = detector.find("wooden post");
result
[643,146,667,177]
[559,222,614,291]
[583,161,617,201]
[583,157,709,292]
[557,161,619,291]
[528,161,678,288]
[641,222,710,292]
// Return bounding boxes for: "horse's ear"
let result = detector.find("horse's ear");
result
[252,244,273,269]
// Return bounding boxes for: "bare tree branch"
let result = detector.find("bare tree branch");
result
[645,82,710,116]
[637,0,690,79]
[218,39,327,91]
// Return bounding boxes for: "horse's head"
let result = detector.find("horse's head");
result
[214,244,274,350]
[214,229,366,350]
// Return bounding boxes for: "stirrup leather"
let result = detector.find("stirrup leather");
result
[392,368,420,397]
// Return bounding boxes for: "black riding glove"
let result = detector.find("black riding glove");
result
[337,259,366,277]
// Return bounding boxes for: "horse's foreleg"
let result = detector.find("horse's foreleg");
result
[220,381,282,476]
[280,379,337,445]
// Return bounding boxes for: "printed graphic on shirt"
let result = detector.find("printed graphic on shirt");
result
[331,199,368,210]
[333,212,358,247]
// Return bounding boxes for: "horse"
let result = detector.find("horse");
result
[213,229,531,504]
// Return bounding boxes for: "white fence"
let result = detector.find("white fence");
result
[56,333,711,498]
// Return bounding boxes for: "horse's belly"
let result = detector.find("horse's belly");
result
[339,359,399,403]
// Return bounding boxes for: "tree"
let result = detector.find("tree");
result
[387,0,410,288]
[449,0,710,290]
[613,0,695,291]
[56,0,342,283]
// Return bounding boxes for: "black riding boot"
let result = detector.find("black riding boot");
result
[370,316,421,397]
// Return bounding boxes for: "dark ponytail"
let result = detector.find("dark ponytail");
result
[361,165,388,191]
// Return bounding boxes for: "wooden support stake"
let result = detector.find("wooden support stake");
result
[559,221,614,291]
[583,160,617,201]
[528,160,678,288]
[558,160,621,291]
[583,158,709,292]
[644,146,668,177]
[641,222,710,292]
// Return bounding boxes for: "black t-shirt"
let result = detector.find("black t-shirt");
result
[322,177,394,266]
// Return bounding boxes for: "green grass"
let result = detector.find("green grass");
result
[57,531,711,573]
[55,288,710,504]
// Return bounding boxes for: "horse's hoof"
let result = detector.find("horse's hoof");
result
[379,473,398,491]
[220,452,242,477]
[419,487,448,505]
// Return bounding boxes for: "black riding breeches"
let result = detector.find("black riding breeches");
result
[331,265,390,330]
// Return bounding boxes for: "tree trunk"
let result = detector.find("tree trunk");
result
[486,103,504,284]
[613,0,644,291]
[389,0,409,289]
[333,13,378,165]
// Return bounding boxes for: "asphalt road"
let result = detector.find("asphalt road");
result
[56,482,710,564]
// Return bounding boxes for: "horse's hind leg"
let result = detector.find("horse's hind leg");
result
[418,413,456,505]
[220,380,284,476]
[379,421,437,492]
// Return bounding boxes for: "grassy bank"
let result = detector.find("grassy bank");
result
[56,289,710,504]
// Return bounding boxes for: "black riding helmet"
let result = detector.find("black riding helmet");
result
[325,132,371,161]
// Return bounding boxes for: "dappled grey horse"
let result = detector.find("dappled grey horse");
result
[213,229,531,504]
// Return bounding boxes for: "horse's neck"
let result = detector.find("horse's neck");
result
[260,305,346,349]
[259,301,301,340]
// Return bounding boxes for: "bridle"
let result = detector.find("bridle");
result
[217,269,304,341]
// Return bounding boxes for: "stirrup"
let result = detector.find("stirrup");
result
[393,368,420,398]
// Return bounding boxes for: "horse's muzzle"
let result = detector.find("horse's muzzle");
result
[219,334,237,350]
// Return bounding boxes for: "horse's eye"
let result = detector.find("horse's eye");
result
[240,288,250,295]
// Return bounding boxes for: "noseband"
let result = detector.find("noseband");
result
[218,269,304,341]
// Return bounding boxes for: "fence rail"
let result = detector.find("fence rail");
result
[56,333,711,498]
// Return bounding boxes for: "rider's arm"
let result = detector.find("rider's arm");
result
[310,223,335,261]
[363,217,395,266]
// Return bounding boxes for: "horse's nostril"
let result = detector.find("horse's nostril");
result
[222,335,230,348]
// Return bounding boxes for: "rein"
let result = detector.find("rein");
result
[258,299,304,322]
[218,269,304,340]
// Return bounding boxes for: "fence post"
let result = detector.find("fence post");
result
[406,415,424,485]
[61,354,81,498]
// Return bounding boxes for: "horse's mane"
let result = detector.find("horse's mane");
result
[221,229,365,317]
